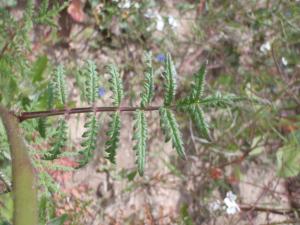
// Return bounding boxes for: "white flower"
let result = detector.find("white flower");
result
[134,2,140,9]
[223,191,240,215]
[143,10,165,31]
[144,9,155,18]
[168,16,178,29]
[209,200,221,211]
[260,41,271,53]
[155,14,164,31]
[281,57,288,66]
[118,0,131,9]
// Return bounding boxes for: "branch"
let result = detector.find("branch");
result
[17,105,166,122]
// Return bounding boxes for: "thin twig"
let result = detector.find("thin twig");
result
[260,219,300,225]
[240,205,294,216]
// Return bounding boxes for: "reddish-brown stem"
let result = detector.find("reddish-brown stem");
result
[17,105,171,122]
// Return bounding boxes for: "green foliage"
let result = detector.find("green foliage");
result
[133,110,148,176]
[176,62,207,106]
[0,2,35,106]
[190,61,207,100]
[276,131,300,177]
[174,62,211,138]
[0,193,13,223]
[107,64,124,106]
[83,60,99,105]
[186,105,210,139]
[180,203,195,225]
[52,64,67,106]
[35,0,66,26]
[46,214,68,225]
[37,118,47,138]
[19,51,243,176]
[44,119,67,160]
[31,55,48,83]
[79,114,99,166]
[141,52,154,108]
[22,0,34,44]
[159,107,186,159]
[38,194,56,224]
[105,112,121,164]
[46,83,54,110]
[200,92,243,108]
[0,120,10,163]
[0,2,70,224]
[162,53,177,106]
[2,1,300,223]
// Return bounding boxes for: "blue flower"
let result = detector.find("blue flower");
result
[156,53,166,62]
[98,87,106,97]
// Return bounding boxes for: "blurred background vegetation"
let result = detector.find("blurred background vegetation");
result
[0,0,300,224]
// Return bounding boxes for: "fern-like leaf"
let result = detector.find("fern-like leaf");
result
[141,52,154,107]
[159,107,186,159]
[36,0,66,26]
[37,117,47,138]
[176,96,199,108]
[44,119,67,160]
[47,83,54,109]
[200,92,243,108]
[188,105,210,139]
[84,60,99,105]
[163,53,177,106]
[105,112,121,164]
[133,110,148,176]
[52,64,67,105]
[22,0,34,44]
[79,114,98,166]
[107,64,124,106]
[191,61,207,100]
[176,62,207,107]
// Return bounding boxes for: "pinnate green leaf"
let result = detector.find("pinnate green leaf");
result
[190,61,207,100]
[187,105,210,139]
[141,52,154,107]
[84,60,99,105]
[44,119,67,160]
[52,64,67,105]
[163,53,177,106]
[31,55,48,82]
[107,64,124,106]
[105,112,121,164]
[159,107,186,159]
[133,110,148,176]
[79,114,98,166]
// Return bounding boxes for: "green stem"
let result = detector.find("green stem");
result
[0,105,38,225]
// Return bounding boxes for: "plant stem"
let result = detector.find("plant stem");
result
[17,105,167,122]
[240,205,294,216]
[0,105,38,225]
